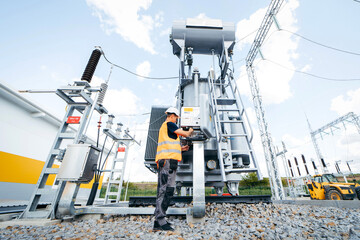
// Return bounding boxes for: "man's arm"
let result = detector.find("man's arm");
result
[174,128,194,137]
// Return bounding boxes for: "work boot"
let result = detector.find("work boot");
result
[154,220,172,228]
[153,221,161,231]
[159,223,174,231]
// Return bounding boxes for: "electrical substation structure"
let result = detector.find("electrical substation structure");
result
[245,0,285,200]
[15,1,298,222]
[308,112,360,175]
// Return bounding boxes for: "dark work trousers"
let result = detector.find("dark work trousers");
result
[154,159,178,226]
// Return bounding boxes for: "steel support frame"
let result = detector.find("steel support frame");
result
[309,112,360,174]
[245,0,285,200]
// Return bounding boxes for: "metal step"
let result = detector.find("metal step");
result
[220,120,243,123]
[21,210,51,219]
[108,180,122,184]
[218,109,240,112]
[44,168,59,174]
[105,192,118,196]
[227,150,252,154]
[223,134,247,137]
[36,188,57,195]
[216,98,236,105]
[114,158,124,162]
[50,149,60,155]
[58,132,76,139]
[225,168,258,173]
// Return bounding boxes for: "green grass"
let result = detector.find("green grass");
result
[99,184,271,200]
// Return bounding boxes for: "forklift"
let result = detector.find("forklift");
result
[307,174,360,200]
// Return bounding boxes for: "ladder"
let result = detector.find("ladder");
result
[20,81,105,219]
[207,71,262,184]
[104,141,130,203]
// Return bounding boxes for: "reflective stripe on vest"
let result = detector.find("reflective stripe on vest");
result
[155,121,181,162]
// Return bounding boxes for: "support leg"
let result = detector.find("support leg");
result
[192,141,205,218]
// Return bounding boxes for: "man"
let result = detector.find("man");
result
[153,107,193,231]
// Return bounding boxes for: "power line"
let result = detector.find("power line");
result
[236,29,259,43]
[265,59,360,81]
[98,47,178,80]
[281,29,360,56]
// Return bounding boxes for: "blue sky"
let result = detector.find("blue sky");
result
[1,0,360,181]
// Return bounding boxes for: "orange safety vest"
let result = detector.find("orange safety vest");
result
[155,121,182,162]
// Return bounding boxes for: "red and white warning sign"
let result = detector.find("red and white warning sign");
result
[118,146,126,152]
[66,116,81,124]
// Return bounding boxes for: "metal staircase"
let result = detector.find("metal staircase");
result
[104,141,129,203]
[19,81,106,219]
[207,70,262,186]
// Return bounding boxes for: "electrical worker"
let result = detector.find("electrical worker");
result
[153,107,193,231]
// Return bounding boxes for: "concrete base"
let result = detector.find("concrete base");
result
[274,199,360,209]
[75,214,103,220]
[0,219,61,227]
[186,208,205,224]
[0,213,20,222]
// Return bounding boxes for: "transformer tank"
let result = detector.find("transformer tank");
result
[144,18,262,196]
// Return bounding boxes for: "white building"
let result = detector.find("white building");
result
[0,80,107,201]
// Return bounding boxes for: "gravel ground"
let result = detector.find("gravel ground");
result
[1,203,360,239]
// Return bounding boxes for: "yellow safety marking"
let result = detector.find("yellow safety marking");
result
[0,151,103,189]
[183,108,193,112]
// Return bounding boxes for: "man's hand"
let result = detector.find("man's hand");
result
[175,127,194,137]
[188,128,194,136]
[181,145,190,151]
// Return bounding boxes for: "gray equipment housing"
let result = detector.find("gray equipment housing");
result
[57,144,100,183]
[171,18,235,56]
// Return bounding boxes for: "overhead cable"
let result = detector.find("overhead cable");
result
[235,29,259,43]
[265,59,360,81]
[97,47,178,80]
[281,29,360,56]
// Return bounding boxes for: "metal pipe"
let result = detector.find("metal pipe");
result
[193,68,200,107]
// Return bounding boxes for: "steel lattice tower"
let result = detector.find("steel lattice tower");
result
[309,112,360,174]
[245,0,285,200]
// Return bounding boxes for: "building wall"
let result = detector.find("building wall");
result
[0,85,103,201]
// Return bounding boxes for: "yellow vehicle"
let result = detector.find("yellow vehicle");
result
[307,174,360,200]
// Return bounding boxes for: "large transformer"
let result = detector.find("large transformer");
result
[144,18,261,196]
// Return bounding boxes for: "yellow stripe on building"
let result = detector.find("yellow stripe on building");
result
[0,151,103,189]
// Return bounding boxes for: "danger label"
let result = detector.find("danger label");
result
[66,116,81,124]
[118,147,126,152]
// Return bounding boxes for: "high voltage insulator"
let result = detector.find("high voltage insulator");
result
[81,49,102,83]
[288,159,294,177]
[302,154,309,175]
[294,157,301,176]
[321,158,327,168]
[97,83,108,105]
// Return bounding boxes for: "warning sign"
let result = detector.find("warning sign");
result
[66,116,81,124]
[118,147,126,152]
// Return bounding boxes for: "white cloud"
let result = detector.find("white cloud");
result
[157,85,164,91]
[235,0,300,105]
[154,11,164,28]
[90,76,141,116]
[86,0,160,54]
[331,87,360,116]
[300,64,311,72]
[136,61,151,80]
[195,13,210,19]
[235,8,266,51]
[104,88,141,116]
[160,27,170,37]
